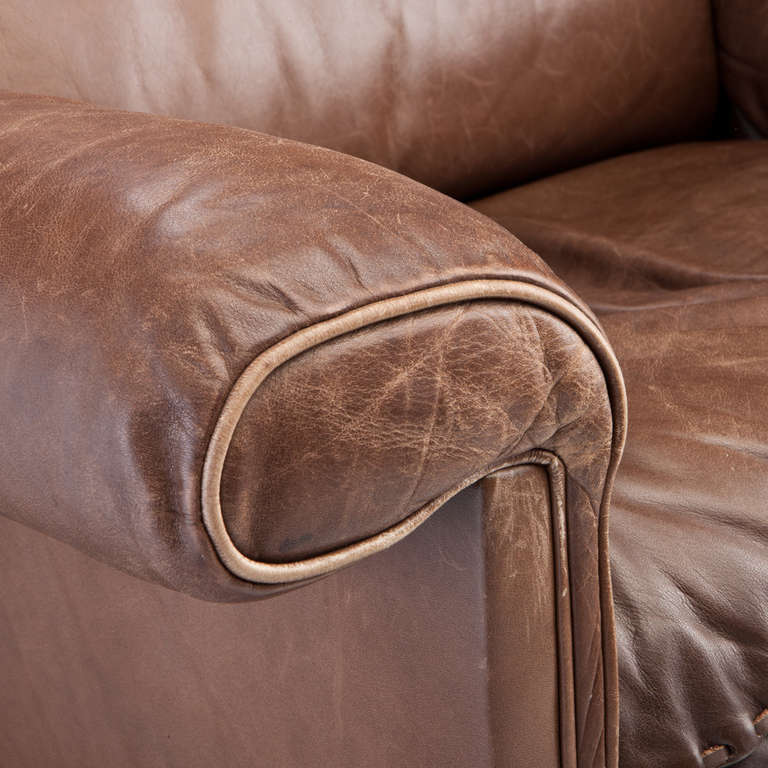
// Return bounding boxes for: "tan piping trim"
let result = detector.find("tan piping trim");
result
[201,278,626,585]
[486,452,578,768]
[701,706,768,767]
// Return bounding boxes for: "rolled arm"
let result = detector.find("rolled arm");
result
[0,93,625,611]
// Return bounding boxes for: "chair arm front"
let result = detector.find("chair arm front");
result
[0,92,624,615]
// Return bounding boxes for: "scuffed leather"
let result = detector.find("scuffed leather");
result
[223,302,608,566]
[0,91,619,626]
[713,0,768,136]
[473,140,768,768]
[0,0,719,197]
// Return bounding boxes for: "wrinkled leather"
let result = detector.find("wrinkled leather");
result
[2,1,763,764]
[223,302,608,567]
[713,0,768,136]
[0,0,718,197]
[473,142,768,310]
[0,91,618,624]
[473,140,768,768]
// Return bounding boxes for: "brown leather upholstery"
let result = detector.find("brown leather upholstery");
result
[472,142,768,310]
[473,140,768,767]
[714,0,768,135]
[0,92,623,606]
[0,466,578,768]
[0,0,718,197]
[2,2,768,767]
[0,491,497,768]
[1,92,627,764]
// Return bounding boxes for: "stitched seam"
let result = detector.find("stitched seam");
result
[200,277,627,767]
[701,707,768,764]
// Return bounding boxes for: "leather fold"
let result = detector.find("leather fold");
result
[0,91,627,768]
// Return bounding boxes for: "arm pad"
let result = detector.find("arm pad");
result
[0,93,625,601]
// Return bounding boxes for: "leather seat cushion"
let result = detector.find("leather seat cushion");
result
[472,141,768,768]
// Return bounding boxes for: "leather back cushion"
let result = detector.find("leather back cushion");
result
[0,0,718,198]
[714,0,768,135]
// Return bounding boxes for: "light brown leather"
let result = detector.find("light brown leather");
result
[713,0,768,136]
[0,0,719,197]
[473,139,768,767]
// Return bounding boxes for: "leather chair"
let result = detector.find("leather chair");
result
[1,2,766,767]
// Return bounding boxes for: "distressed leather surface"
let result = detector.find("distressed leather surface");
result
[0,2,762,766]
[0,0,718,197]
[0,92,626,766]
[473,140,768,768]
[223,301,609,567]
[0,92,618,609]
[713,0,768,136]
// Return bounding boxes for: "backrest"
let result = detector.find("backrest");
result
[0,0,719,198]
[713,0,768,136]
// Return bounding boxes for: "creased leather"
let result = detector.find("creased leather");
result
[473,139,768,768]
[0,0,718,198]
[0,89,618,592]
[0,92,626,767]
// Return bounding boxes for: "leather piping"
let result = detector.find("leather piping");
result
[201,277,627,767]
[701,707,768,767]
[201,277,626,585]
[486,452,578,768]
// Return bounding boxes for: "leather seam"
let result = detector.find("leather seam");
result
[701,707,768,767]
[201,277,626,585]
[200,276,627,767]
[483,453,577,768]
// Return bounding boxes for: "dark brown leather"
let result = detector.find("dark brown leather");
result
[473,139,768,767]
[0,466,579,768]
[737,735,768,768]
[713,0,768,136]
[0,0,719,197]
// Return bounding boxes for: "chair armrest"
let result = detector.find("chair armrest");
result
[0,92,625,607]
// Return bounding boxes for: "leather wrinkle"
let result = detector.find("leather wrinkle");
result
[473,139,768,768]
[0,0,720,198]
[201,278,625,585]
